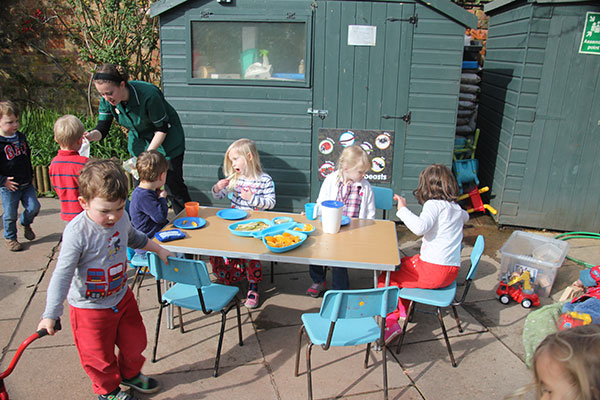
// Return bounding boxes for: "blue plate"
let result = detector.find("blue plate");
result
[228,219,273,237]
[263,230,308,253]
[291,222,316,235]
[173,217,206,230]
[217,208,248,220]
[319,215,351,226]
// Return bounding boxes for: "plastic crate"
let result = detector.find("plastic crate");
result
[499,231,570,297]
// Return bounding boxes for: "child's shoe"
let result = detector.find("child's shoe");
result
[245,290,259,309]
[306,281,326,298]
[21,224,35,241]
[98,388,137,400]
[6,238,22,252]
[384,322,403,346]
[121,372,160,394]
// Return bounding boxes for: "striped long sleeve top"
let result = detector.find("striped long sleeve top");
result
[212,173,276,211]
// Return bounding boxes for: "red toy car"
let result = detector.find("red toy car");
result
[496,271,540,309]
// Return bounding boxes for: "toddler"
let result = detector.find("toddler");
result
[379,164,469,344]
[211,138,275,308]
[129,150,170,247]
[50,114,89,222]
[560,264,600,326]
[306,145,375,297]
[0,100,40,251]
[37,158,172,400]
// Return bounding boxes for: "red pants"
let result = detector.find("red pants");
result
[209,257,262,285]
[70,288,147,395]
[378,254,459,323]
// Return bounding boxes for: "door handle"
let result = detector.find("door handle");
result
[307,108,328,120]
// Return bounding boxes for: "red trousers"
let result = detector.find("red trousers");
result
[378,254,459,323]
[209,257,262,285]
[69,288,147,395]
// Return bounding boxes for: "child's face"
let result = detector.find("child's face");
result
[0,113,19,137]
[94,81,128,106]
[229,149,248,176]
[343,166,367,183]
[79,196,126,229]
[536,349,575,400]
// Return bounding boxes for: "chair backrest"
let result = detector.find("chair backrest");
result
[456,235,485,304]
[319,287,400,322]
[147,253,212,288]
[372,186,394,212]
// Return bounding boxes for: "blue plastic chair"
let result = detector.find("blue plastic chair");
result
[372,186,394,219]
[147,253,243,377]
[294,286,400,400]
[396,235,485,367]
[127,249,149,298]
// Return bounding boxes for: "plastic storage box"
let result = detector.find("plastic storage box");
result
[499,231,570,297]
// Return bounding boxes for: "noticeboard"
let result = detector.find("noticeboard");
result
[317,128,394,183]
[579,12,600,55]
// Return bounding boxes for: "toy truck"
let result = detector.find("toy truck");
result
[496,270,540,309]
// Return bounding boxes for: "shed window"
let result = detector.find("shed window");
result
[191,21,306,82]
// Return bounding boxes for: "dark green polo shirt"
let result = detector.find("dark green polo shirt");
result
[98,81,185,160]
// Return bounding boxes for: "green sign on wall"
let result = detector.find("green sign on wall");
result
[579,12,600,55]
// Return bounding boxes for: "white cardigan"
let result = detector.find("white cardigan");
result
[316,171,376,219]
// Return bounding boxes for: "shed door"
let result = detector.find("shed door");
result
[310,1,414,200]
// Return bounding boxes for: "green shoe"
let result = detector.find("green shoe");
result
[121,373,160,394]
[98,389,137,400]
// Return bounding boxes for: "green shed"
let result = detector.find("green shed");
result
[479,0,600,231]
[150,0,476,212]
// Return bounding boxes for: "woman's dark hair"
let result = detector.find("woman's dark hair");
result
[93,64,129,84]
[412,164,460,205]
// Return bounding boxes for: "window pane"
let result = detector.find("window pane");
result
[191,21,306,82]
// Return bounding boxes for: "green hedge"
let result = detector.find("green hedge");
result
[20,107,129,166]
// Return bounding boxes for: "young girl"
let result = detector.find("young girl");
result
[379,164,469,344]
[306,145,376,297]
[211,138,276,308]
[512,324,600,400]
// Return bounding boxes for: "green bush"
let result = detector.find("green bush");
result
[20,107,129,166]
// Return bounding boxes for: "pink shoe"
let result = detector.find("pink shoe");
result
[245,290,259,309]
[384,322,402,345]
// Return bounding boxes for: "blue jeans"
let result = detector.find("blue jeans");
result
[309,265,349,290]
[1,183,40,240]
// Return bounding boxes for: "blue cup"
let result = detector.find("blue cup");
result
[304,203,317,220]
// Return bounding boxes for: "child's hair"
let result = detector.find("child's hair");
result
[223,138,263,189]
[54,115,85,148]
[93,64,129,84]
[78,158,129,202]
[136,150,168,182]
[532,324,600,400]
[0,100,19,118]
[337,145,370,176]
[412,164,460,205]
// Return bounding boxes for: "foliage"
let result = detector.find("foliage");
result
[51,0,160,83]
[20,107,129,166]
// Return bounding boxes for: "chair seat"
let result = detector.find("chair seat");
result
[164,282,239,312]
[130,253,149,267]
[398,281,457,308]
[301,313,380,346]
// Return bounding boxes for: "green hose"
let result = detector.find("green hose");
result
[554,231,600,269]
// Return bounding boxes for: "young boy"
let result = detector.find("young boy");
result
[129,150,169,244]
[0,100,40,251]
[50,114,89,222]
[37,158,172,400]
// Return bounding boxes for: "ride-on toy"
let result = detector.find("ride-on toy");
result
[496,271,540,309]
[0,320,61,400]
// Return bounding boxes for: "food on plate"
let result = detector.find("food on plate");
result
[234,221,269,231]
[265,232,302,248]
[293,224,314,232]
[274,218,290,224]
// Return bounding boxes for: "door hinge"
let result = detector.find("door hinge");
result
[386,14,418,26]
[308,108,328,120]
[382,111,411,124]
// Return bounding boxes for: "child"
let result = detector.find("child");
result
[0,100,40,251]
[525,325,600,399]
[306,145,375,297]
[37,159,173,400]
[560,265,600,326]
[379,164,469,344]
[211,138,275,308]
[50,114,89,222]
[129,150,170,248]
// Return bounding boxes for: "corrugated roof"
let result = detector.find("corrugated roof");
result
[151,0,477,28]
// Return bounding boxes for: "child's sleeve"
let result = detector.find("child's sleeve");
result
[359,182,376,219]
[42,226,81,320]
[139,192,169,226]
[397,200,437,236]
[212,184,227,200]
[127,219,153,250]
[249,174,276,210]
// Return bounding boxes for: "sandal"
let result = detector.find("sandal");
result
[245,290,259,309]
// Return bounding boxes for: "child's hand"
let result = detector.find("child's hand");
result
[157,188,167,198]
[37,318,58,335]
[84,130,102,142]
[240,186,253,201]
[157,247,174,265]
[4,177,18,191]
[214,179,229,193]
[394,194,407,210]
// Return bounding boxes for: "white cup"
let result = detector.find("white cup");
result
[321,200,344,234]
